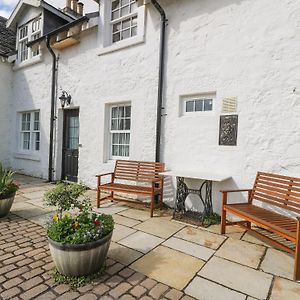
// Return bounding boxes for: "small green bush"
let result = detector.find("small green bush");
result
[44,182,114,244]
[0,163,18,199]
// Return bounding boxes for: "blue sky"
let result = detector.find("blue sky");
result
[0,0,98,18]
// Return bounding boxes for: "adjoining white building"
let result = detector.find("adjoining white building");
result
[1,0,300,213]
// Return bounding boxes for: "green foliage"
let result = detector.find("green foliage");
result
[52,267,105,289]
[45,181,114,245]
[0,163,18,199]
[47,210,114,244]
[203,213,221,227]
[43,182,88,216]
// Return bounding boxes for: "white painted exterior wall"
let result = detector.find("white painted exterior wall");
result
[6,0,300,213]
[0,59,12,166]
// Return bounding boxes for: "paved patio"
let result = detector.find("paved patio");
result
[0,174,300,299]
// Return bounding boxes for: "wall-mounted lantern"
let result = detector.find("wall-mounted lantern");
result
[59,91,72,109]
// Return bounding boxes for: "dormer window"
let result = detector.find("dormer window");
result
[111,0,137,43]
[18,16,42,63]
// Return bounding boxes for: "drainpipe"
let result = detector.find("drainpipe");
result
[46,36,57,182]
[151,0,167,163]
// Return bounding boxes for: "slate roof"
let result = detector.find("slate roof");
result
[0,16,16,57]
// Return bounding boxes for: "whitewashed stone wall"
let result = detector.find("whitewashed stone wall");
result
[0,59,12,167]
[9,0,300,213]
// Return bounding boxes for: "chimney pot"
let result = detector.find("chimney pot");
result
[71,0,78,13]
[77,2,84,16]
[65,0,71,9]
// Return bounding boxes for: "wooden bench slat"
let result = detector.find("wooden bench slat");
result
[258,179,300,193]
[224,204,297,239]
[259,174,300,188]
[255,183,300,198]
[254,185,300,202]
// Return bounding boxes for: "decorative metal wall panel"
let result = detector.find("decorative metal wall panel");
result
[219,115,238,146]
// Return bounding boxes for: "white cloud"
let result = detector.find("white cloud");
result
[0,8,11,18]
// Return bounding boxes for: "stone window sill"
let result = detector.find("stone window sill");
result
[13,55,43,71]
[14,152,40,162]
[98,35,144,56]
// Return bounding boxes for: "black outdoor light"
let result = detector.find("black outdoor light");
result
[59,90,72,109]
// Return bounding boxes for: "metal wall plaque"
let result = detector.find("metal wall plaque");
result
[219,115,238,146]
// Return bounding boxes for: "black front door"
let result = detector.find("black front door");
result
[62,109,79,182]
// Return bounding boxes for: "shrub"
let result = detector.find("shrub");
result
[44,182,114,244]
[0,163,18,199]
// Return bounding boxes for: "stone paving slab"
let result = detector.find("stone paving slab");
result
[260,248,295,280]
[113,214,141,227]
[118,209,152,221]
[93,204,129,215]
[134,218,185,239]
[199,256,273,299]
[130,246,205,290]
[269,277,300,300]
[119,231,164,254]
[216,238,266,268]
[108,242,143,265]
[163,237,215,261]
[175,226,226,250]
[112,224,136,242]
[185,276,247,300]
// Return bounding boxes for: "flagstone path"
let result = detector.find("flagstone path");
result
[0,174,300,300]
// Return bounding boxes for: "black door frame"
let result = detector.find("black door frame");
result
[61,108,80,182]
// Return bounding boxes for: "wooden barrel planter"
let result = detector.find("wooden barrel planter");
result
[0,193,15,218]
[48,231,113,276]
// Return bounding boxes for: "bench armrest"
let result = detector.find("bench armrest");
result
[220,189,252,193]
[95,173,114,178]
[221,189,253,205]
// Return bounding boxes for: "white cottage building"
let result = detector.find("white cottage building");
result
[1,0,300,213]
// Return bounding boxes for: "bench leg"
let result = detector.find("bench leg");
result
[221,192,227,234]
[150,194,155,218]
[294,219,300,281]
[96,177,101,208]
[246,221,251,229]
[111,191,114,202]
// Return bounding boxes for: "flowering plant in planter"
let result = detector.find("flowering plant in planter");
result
[0,163,19,217]
[44,182,114,277]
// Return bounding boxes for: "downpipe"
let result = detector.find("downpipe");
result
[151,0,167,163]
[46,36,57,182]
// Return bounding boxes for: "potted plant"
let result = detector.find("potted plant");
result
[44,182,114,277]
[0,163,19,218]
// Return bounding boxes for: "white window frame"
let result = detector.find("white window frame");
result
[99,0,146,54]
[181,93,216,116]
[19,111,41,153]
[17,15,42,64]
[109,104,131,160]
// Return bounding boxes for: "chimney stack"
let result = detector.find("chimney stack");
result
[77,2,84,16]
[71,0,78,13]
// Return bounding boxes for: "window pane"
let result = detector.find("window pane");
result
[22,132,30,150]
[122,29,130,40]
[112,0,120,10]
[121,0,130,5]
[112,145,118,156]
[113,32,121,43]
[195,100,203,111]
[111,119,118,130]
[186,101,194,112]
[34,132,40,151]
[34,112,39,130]
[204,99,213,111]
[130,2,137,12]
[112,10,120,20]
[122,19,131,30]
[121,6,130,17]
[125,106,131,117]
[124,145,129,157]
[131,26,137,37]
[112,133,119,144]
[125,119,131,130]
[113,22,121,33]
[112,107,118,118]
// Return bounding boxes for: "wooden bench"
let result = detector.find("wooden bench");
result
[221,172,300,280]
[96,160,165,217]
